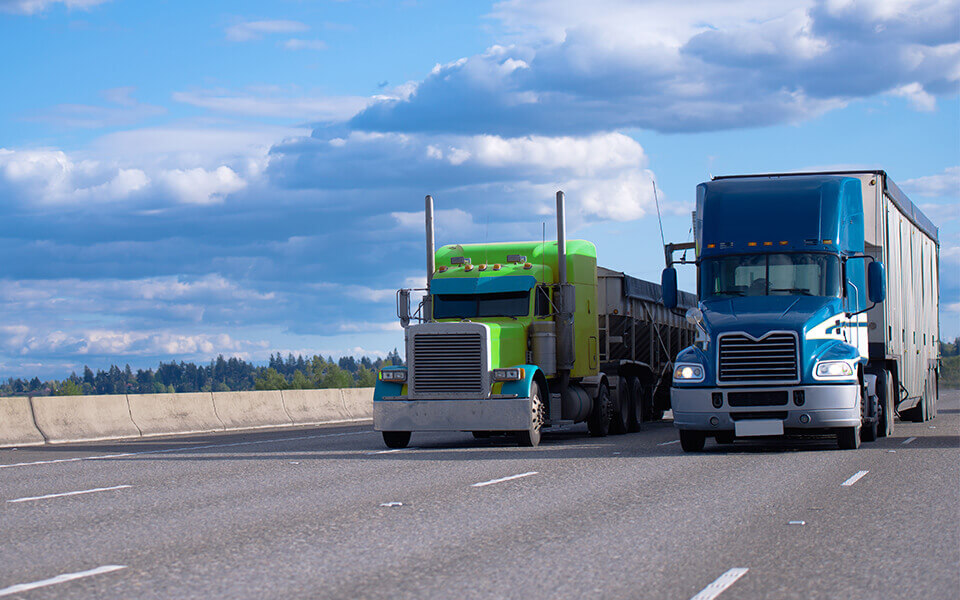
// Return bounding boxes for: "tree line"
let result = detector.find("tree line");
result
[0,351,404,397]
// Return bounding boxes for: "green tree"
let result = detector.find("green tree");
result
[254,368,288,390]
[56,380,83,396]
[290,370,311,390]
[355,365,377,388]
[319,364,353,389]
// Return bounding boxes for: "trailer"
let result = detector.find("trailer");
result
[373,192,696,447]
[661,171,940,451]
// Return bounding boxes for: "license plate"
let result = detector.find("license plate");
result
[735,419,784,437]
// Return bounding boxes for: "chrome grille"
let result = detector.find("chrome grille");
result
[718,332,799,384]
[411,333,484,395]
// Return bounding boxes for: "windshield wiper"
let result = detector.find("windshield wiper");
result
[769,288,814,296]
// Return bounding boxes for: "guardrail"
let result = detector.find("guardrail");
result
[0,388,373,447]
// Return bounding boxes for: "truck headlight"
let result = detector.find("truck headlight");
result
[379,368,407,382]
[673,363,705,383]
[814,361,854,379]
[493,367,525,381]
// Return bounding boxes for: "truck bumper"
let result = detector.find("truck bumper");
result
[374,398,533,432]
[671,384,860,432]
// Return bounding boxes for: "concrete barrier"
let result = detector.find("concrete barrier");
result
[31,394,141,443]
[282,388,353,424]
[213,390,292,430]
[0,397,45,447]
[341,388,374,420]
[128,392,223,436]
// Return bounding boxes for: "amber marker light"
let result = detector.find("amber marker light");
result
[493,264,501,271]
[707,243,716,249]
[523,262,533,269]
[779,241,788,245]
[747,242,757,247]
[763,241,773,246]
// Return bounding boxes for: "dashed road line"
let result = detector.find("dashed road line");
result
[472,471,538,487]
[658,440,681,446]
[841,470,869,487]
[0,430,373,470]
[0,565,126,598]
[8,485,131,504]
[690,568,749,600]
[901,437,916,445]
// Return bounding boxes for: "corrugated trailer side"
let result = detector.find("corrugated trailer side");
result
[852,171,940,420]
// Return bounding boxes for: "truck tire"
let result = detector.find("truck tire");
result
[517,382,544,447]
[679,430,705,452]
[626,377,644,433]
[837,427,860,450]
[587,384,612,437]
[861,391,879,443]
[382,431,411,449]
[610,380,630,435]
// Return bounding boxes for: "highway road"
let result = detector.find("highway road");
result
[1,391,957,600]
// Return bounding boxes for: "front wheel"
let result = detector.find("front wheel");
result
[382,431,411,449]
[517,382,544,447]
[679,430,705,452]
[837,426,860,450]
[626,377,644,433]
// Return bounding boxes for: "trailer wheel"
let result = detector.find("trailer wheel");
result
[382,431,411,449]
[587,384,612,437]
[861,390,879,443]
[610,380,630,435]
[626,377,643,433]
[679,430,705,452]
[836,427,860,450]
[517,382,544,447]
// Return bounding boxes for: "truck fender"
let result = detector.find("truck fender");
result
[500,365,547,400]
[580,374,609,399]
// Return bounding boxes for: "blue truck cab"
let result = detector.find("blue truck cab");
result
[662,174,893,451]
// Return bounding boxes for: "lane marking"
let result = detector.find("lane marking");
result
[366,447,417,455]
[788,520,805,525]
[8,485,131,504]
[0,565,126,598]
[690,568,749,600]
[0,430,373,470]
[380,502,403,507]
[472,471,538,487]
[901,437,916,445]
[841,470,869,487]
[658,440,681,446]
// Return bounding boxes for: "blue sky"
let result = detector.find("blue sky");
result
[0,0,957,378]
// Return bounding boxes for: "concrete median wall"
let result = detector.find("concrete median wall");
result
[0,396,45,446]
[128,392,223,436]
[31,394,141,443]
[0,388,373,447]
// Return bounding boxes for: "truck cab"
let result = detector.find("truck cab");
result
[663,175,890,451]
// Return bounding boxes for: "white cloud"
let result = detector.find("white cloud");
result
[0,148,149,204]
[172,90,370,121]
[312,282,396,303]
[902,166,960,197]
[890,82,936,111]
[283,39,328,51]
[0,0,107,15]
[226,19,308,42]
[157,166,246,205]
[28,87,166,128]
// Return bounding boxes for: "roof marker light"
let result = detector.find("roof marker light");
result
[523,262,533,270]
[823,239,833,245]
[438,265,448,273]
[707,243,716,249]
[493,264,501,271]
[478,264,487,271]
[763,241,773,246]
[780,241,788,245]
[747,242,757,247]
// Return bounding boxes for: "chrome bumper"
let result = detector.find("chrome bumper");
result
[374,397,533,432]
[671,384,860,432]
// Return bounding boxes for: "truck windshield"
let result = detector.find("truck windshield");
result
[700,253,841,300]
[433,291,530,319]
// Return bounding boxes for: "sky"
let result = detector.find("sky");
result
[0,0,957,379]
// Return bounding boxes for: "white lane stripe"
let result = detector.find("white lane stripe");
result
[690,568,749,600]
[8,485,132,504]
[0,565,126,598]
[0,430,372,470]
[901,437,916,445]
[472,471,538,487]
[658,439,681,446]
[841,470,869,486]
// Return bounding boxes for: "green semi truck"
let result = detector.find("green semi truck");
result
[373,192,696,447]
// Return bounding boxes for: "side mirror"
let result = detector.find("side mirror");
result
[661,267,678,309]
[868,261,886,304]
[397,289,411,328]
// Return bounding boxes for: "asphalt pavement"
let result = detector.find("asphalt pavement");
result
[0,391,957,599]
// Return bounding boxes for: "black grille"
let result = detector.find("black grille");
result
[411,333,484,395]
[727,391,789,407]
[719,333,798,383]
[730,411,788,421]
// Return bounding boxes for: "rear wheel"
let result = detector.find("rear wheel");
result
[626,377,644,433]
[517,382,544,447]
[610,380,630,435]
[679,430,705,452]
[382,431,411,449]
[587,384,612,437]
[837,426,860,450]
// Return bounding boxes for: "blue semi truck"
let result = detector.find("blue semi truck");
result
[661,171,940,451]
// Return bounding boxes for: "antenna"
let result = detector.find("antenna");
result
[541,221,546,286]
[653,180,666,248]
